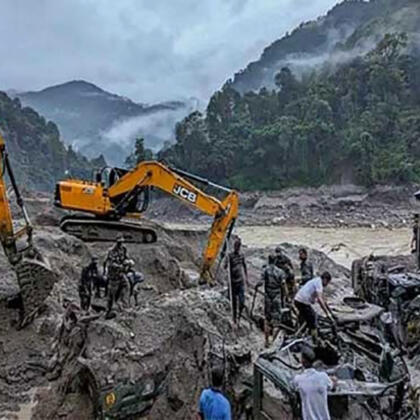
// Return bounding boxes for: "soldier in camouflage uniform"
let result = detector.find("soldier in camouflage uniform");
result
[106,261,125,318]
[274,246,295,299]
[104,236,129,319]
[259,254,287,347]
[298,248,314,286]
[105,235,128,269]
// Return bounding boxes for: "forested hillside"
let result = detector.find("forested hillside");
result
[0,92,104,191]
[161,0,420,189]
[231,0,419,93]
[17,81,187,166]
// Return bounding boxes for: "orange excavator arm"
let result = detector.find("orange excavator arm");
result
[0,133,56,327]
[108,161,239,274]
[0,134,32,261]
[56,161,239,278]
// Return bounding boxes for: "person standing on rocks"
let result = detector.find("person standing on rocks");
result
[78,259,96,311]
[298,248,314,286]
[274,246,295,298]
[293,346,335,420]
[294,272,335,343]
[259,254,287,347]
[105,235,129,271]
[197,366,231,420]
[225,238,249,330]
[106,261,125,319]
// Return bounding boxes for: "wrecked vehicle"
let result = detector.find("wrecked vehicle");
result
[253,329,416,419]
[352,255,420,355]
[252,292,417,419]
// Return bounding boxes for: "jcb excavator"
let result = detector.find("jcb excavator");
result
[54,161,239,277]
[0,134,56,327]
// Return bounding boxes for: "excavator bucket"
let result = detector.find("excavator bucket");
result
[14,255,57,327]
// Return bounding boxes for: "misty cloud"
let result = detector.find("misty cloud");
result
[0,0,337,104]
[102,105,193,153]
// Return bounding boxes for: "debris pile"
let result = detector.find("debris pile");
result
[0,218,418,419]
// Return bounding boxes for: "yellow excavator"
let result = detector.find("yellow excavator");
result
[54,161,239,278]
[0,134,56,327]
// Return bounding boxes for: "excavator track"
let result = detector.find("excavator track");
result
[60,216,158,244]
[15,255,57,328]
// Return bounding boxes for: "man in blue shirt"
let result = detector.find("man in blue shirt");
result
[198,367,231,420]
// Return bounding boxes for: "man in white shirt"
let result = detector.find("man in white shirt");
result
[293,346,334,420]
[294,271,335,342]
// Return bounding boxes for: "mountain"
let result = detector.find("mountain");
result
[16,81,190,166]
[0,91,104,191]
[160,0,420,190]
[231,0,420,94]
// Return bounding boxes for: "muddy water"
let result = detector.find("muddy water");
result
[237,226,411,268]
[167,224,411,268]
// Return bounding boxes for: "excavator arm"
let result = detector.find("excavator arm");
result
[0,134,56,327]
[56,161,239,278]
[108,162,239,275]
[0,135,32,260]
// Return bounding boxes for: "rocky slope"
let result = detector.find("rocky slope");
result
[0,214,351,419]
[16,81,189,166]
[147,184,419,229]
[0,91,104,191]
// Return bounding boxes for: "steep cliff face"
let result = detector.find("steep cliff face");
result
[0,91,104,191]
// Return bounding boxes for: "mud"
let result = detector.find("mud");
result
[152,184,420,228]
[0,222,352,419]
[1,186,418,418]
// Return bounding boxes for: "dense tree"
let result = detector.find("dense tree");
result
[125,137,154,168]
[160,33,420,190]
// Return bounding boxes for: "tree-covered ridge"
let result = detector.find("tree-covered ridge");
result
[160,33,420,190]
[231,0,419,94]
[0,91,105,191]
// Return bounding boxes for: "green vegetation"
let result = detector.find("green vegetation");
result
[161,33,420,190]
[125,137,154,168]
[0,91,104,191]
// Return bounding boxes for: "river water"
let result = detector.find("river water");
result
[237,226,411,268]
[168,224,411,268]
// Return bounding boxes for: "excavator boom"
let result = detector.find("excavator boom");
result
[55,161,239,277]
[0,134,56,327]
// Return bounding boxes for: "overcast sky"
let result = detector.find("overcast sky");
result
[1,0,337,104]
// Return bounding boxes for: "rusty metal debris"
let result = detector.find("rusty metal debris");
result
[253,327,416,419]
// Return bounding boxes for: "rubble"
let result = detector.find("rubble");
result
[0,206,418,419]
[352,254,420,360]
[150,184,419,229]
[254,332,415,419]
[0,219,356,419]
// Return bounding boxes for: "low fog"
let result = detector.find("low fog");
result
[1,0,337,104]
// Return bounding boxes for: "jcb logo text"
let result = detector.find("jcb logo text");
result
[173,184,197,203]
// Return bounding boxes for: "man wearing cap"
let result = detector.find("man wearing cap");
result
[105,235,129,269]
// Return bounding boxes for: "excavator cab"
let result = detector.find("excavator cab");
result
[0,134,56,327]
